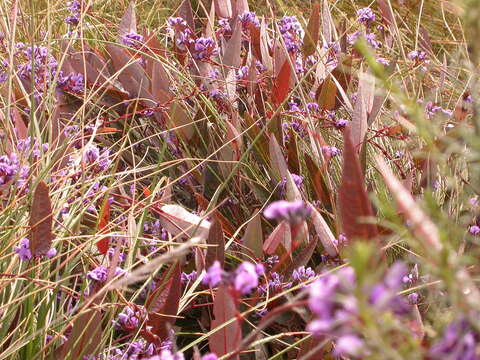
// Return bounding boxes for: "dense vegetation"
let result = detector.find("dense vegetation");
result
[0,0,479,359]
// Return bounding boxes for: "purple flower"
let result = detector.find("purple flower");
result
[218,18,231,33]
[14,237,56,261]
[201,354,218,360]
[306,103,319,112]
[87,266,126,282]
[377,57,390,66]
[58,72,84,93]
[203,261,223,287]
[335,119,348,128]
[429,317,480,360]
[292,266,315,282]
[234,261,260,294]
[192,37,218,60]
[263,200,311,224]
[122,31,144,49]
[167,17,188,31]
[181,270,198,283]
[335,334,365,357]
[115,306,146,331]
[321,146,341,157]
[14,238,32,261]
[278,16,304,53]
[238,11,260,30]
[357,7,376,24]
[470,225,480,235]
[369,262,411,315]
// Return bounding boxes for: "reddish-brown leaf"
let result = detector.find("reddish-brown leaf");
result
[249,24,262,61]
[304,154,332,210]
[209,285,241,359]
[242,210,263,259]
[118,1,136,42]
[97,201,110,255]
[271,59,291,107]
[263,221,291,255]
[338,127,378,242]
[60,295,103,359]
[302,2,321,57]
[315,74,337,111]
[309,203,338,257]
[146,263,182,340]
[177,0,195,31]
[206,218,225,268]
[222,19,242,68]
[29,181,53,257]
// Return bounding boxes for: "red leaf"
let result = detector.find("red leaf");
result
[271,59,291,106]
[338,127,378,242]
[206,218,225,268]
[29,181,53,257]
[146,263,182,340]
[302,2,321,57]
[97,201,110,255]
[209,285,241,359]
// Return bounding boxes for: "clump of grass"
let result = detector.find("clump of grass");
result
[0,0,479,359]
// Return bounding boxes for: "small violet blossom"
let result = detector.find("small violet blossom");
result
[203,261,223,287]
[14,237,56,261]
[263,200,311,224]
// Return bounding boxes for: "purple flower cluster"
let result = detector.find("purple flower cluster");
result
[0,153,28,187]
[217,18,232,35]
[260,272,291,294]
[292,266,315,282]
[58,72,84,93]
[234,261,264,294]
[263,200,311,224]
[321,145,341,157]
[356,7,376,25]
[87,265,127,283]
[115,306,147,331]
[203,260,264,295]
[369,262,411,315]
[192,37,218,60]
[423,101,453,119]
[238,11,260,30]
[83,144,111,172]
[167,17,193,51]
[203,261,223,287]
[307,263,413,357]
[429,317,480,360]
[122,31,144,49]
[181,270,198,283]
[65,0,83,26]
[278,16,304,53]
[18,45,58,87]
[14,237,56,261]
[109,339,157,360]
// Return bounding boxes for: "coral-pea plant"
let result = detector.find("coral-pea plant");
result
[1,0,480,359]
